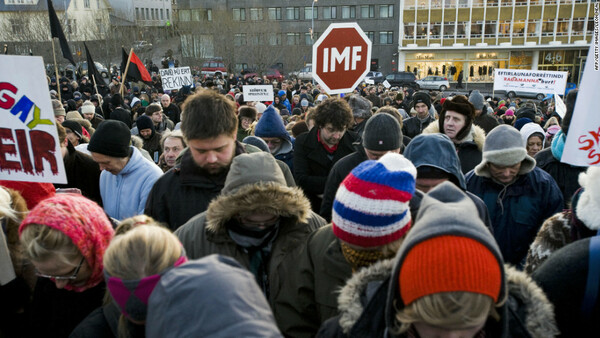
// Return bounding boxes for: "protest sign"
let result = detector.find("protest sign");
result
[561,32,600,167]
[493,69,568,95]
[0,55,67,184]
[554,91,566,118]
[243,85,274,102]
[159,67,193,91]
[382,80,391,88]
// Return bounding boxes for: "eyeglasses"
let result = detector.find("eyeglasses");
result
[35,257,85,280]
[237,215,280,229]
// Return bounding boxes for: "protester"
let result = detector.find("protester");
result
[53,99,66,124]
[107,94,132,128]
[525,166,600,273]
[401,92,434,138]
[470,89,499,134]
[347,95,372,138]
[144,103,174,133]
[19,194,114,337]
[71,223,187,338]
[136,115,162,163]
[254,105,295,172]
[159,94,180,124]
[89,120,162,220]
[61,120,88,147]
[318,182,558,337]
[157,130,186,172]
[320,113,403,221]
[145,89,294,231]
[293,97,359,211]
[466,125,563,267]
[279,153,416,337]
[175,152,325,328]
[146,255,283,337]
[236,105,257,141]
[520,122,545,158]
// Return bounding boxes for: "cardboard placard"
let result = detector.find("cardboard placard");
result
[159,66,193,91]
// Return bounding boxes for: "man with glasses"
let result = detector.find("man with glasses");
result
[145,103,174,133]
[175,152,326,327]
[255,105,294,172]
[293,97,359,212]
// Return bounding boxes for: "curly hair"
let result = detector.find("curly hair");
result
[313,97,353,130]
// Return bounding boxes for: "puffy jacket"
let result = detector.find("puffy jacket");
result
[401,115,433,139]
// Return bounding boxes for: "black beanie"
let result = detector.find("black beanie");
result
[111,93,123,107]
[438,95,475,141]
[412,92,431,110]
[136,115,155,133]
[88,120,131,158]
[61,120,82,139]
[362,113,402,151]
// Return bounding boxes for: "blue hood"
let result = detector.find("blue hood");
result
[255,105,293,143]
[403,133,467,189]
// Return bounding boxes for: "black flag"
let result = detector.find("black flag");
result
[84,43,107,90]
[47,0,75,66]
[121,48,153,84]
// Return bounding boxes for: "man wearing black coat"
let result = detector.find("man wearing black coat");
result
[402,91,434,138]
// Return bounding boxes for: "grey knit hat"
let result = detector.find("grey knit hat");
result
[362,113,402,151]
[222,152,285,195]
[52,99,65,117]
[348,95,372,118]
[474,125,536,177]
[468,90,486,111]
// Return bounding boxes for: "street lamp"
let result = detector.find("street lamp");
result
[311,0,318,42]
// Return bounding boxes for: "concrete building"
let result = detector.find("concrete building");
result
[399,0,595,85]
[176,0,400,74]
[107,0,172,26]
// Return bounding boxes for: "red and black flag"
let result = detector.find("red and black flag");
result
[121,48,152,84]
[47,0,75,66]
[83,42,107,90]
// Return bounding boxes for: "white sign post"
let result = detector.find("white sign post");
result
[242,85,274,102]
[159,66,194,91]
[493,69,568,95]
[561,31,600,167]
[0,55,67,184]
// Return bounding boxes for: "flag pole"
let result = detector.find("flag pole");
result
[51,38,62,103]
[121,48,134,98]
[91,74,105,116]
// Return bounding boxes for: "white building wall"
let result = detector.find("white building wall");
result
[132,0,172,26]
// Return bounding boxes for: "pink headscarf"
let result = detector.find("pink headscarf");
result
[19,194,114,292]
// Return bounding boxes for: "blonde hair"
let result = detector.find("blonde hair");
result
[20,224,80,266]
[393,292,498,334]
[544,116,559,130]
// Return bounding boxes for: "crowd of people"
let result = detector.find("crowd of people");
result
[0,70,597,338]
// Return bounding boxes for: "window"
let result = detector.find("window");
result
[445,0,457,8]
[542,19,554,36]
[304,6,317,20]
[404,0,416,8]
[286,33,301,45]
[250,8,263,21]
[486,0,499,6]
[10,19,22,34]
[430,22,441,38]
[513,20,525,36]
[323,6,336,19]
[166,9,169,20]
[527,19,540,37]
[341,6,356,19]
[268,33,282,45]
[66,19,76,35]
[443,23,455,38]
[571,18,585,35]
[233,8,246,21]
[379,31,393,44]
[151,9,155,20]
[84,0,90,9]
[484,20,497,37]
[458,0,469,7]
[430,0,442,8]
[268,7,282,20]
[234,33,247,46]
[456,22,467,38]
[404,23,416,39]
[379,5,393,18]
[160,9,164,20]
[361,5,374,19]
[97,0,100,9]
[305,33,312,45]
[472,0,485,6]
[145,8,149,20]
[286,7,300,20]
[96,19,105,35]
[556,18,569,36]
[417,23,428,38]
[471,21,483,38]
[587,18,594,33]
[366,31,375,42]
[136,8,140,20]
[499,20,511,37]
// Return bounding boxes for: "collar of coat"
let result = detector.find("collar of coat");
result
[423,122,486,151]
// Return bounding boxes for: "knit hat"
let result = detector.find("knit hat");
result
[19,194,114,292]
[316,94,328,102]
[52,99,65,117]
[73,91,82,100]
[474,124,536,177]
[438,95,475,141]
[332,153,416,248]
[362,113,402,151]
[254,102,267,115]
[66,111,82,120]
[301,99,309,107]
[136,115,154,132]
[411,92,431,110]
[348,95,373,119]
[395,92,404,101]
[221,152,286,195]
[81,100,95,115]
[514,117,533,131]
[505,108,514,116]
[278,90,286,97]
[0,181,55,210]
[520,122,546,149]
[110,93,123,107]
[88,120,132,158]
[468,90,486,111]
[292,107,303,116]
[516,105,537,121]
[254,105,292,143]
[62,120,83,140]
[386,182,505,322]
[242,136,270,153]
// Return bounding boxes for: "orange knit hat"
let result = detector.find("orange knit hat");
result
[399,235,502,305]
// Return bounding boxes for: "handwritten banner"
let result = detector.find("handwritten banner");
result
[0,55,67,183]
[159,66,193,91]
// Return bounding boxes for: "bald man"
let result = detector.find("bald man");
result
[160,94,181,124]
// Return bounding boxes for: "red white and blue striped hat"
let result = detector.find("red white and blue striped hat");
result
[332,153,416,248]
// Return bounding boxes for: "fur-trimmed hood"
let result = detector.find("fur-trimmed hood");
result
[335,262,558,337]
[576,166,600,230]
[423,121,486,151]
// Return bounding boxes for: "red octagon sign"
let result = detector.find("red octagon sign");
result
[312,23,372,95]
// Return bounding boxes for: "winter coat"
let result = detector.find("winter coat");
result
[293,127,360,212]
[145,142,296,232]
[422,122,485,174]
[255,105,295,172]
[466,168,563,266]
[174,169,326,330]
[54,141,102,206]
[88,114,104,129]
[154,114,175,133]
[366,94,382,108]
[100,147,163,221]
[317,260,558,338]
[474,112,500,135]
[69,303,120,338]
[140,130,162,163]
[108,107,131,128]
[401,115,433,139]
[162,103,180,125]
[535,132,587,206]
[350,119,368,139]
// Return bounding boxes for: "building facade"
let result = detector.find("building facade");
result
[107,0,172,27]
[399,0,595,85]
[176,0,400,75]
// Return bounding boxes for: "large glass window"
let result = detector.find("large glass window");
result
[417,23,428,38]
[527,20,540,37]
[499,21,511,37]
[361,5,374,19]
[471,21,483,38]
[233,8,246,21]
[486,0,499,6]
[341,6,356,19]
[484,20,497,37]
[571,18,585,35]
[268,7,282,20]
[379,31,393,44]
[456,22,467,38]
[286,7,300,20]
[304,6,317,20]
[323,6,337,19]
[556,18,569,36]
[542,19,555,36]
[430,23,441,38]
[268,33,282,45]
[366,31,375,42]
[404,23,416,39]
[380,5,393,18]
[234,33,246,46]
[472,0,485,6]
[443,23,455,39]
[404,0,416,9]
[286,33,301,45]
[445,0,457,8]
[250,8,263,21]
[513,20,526,36]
